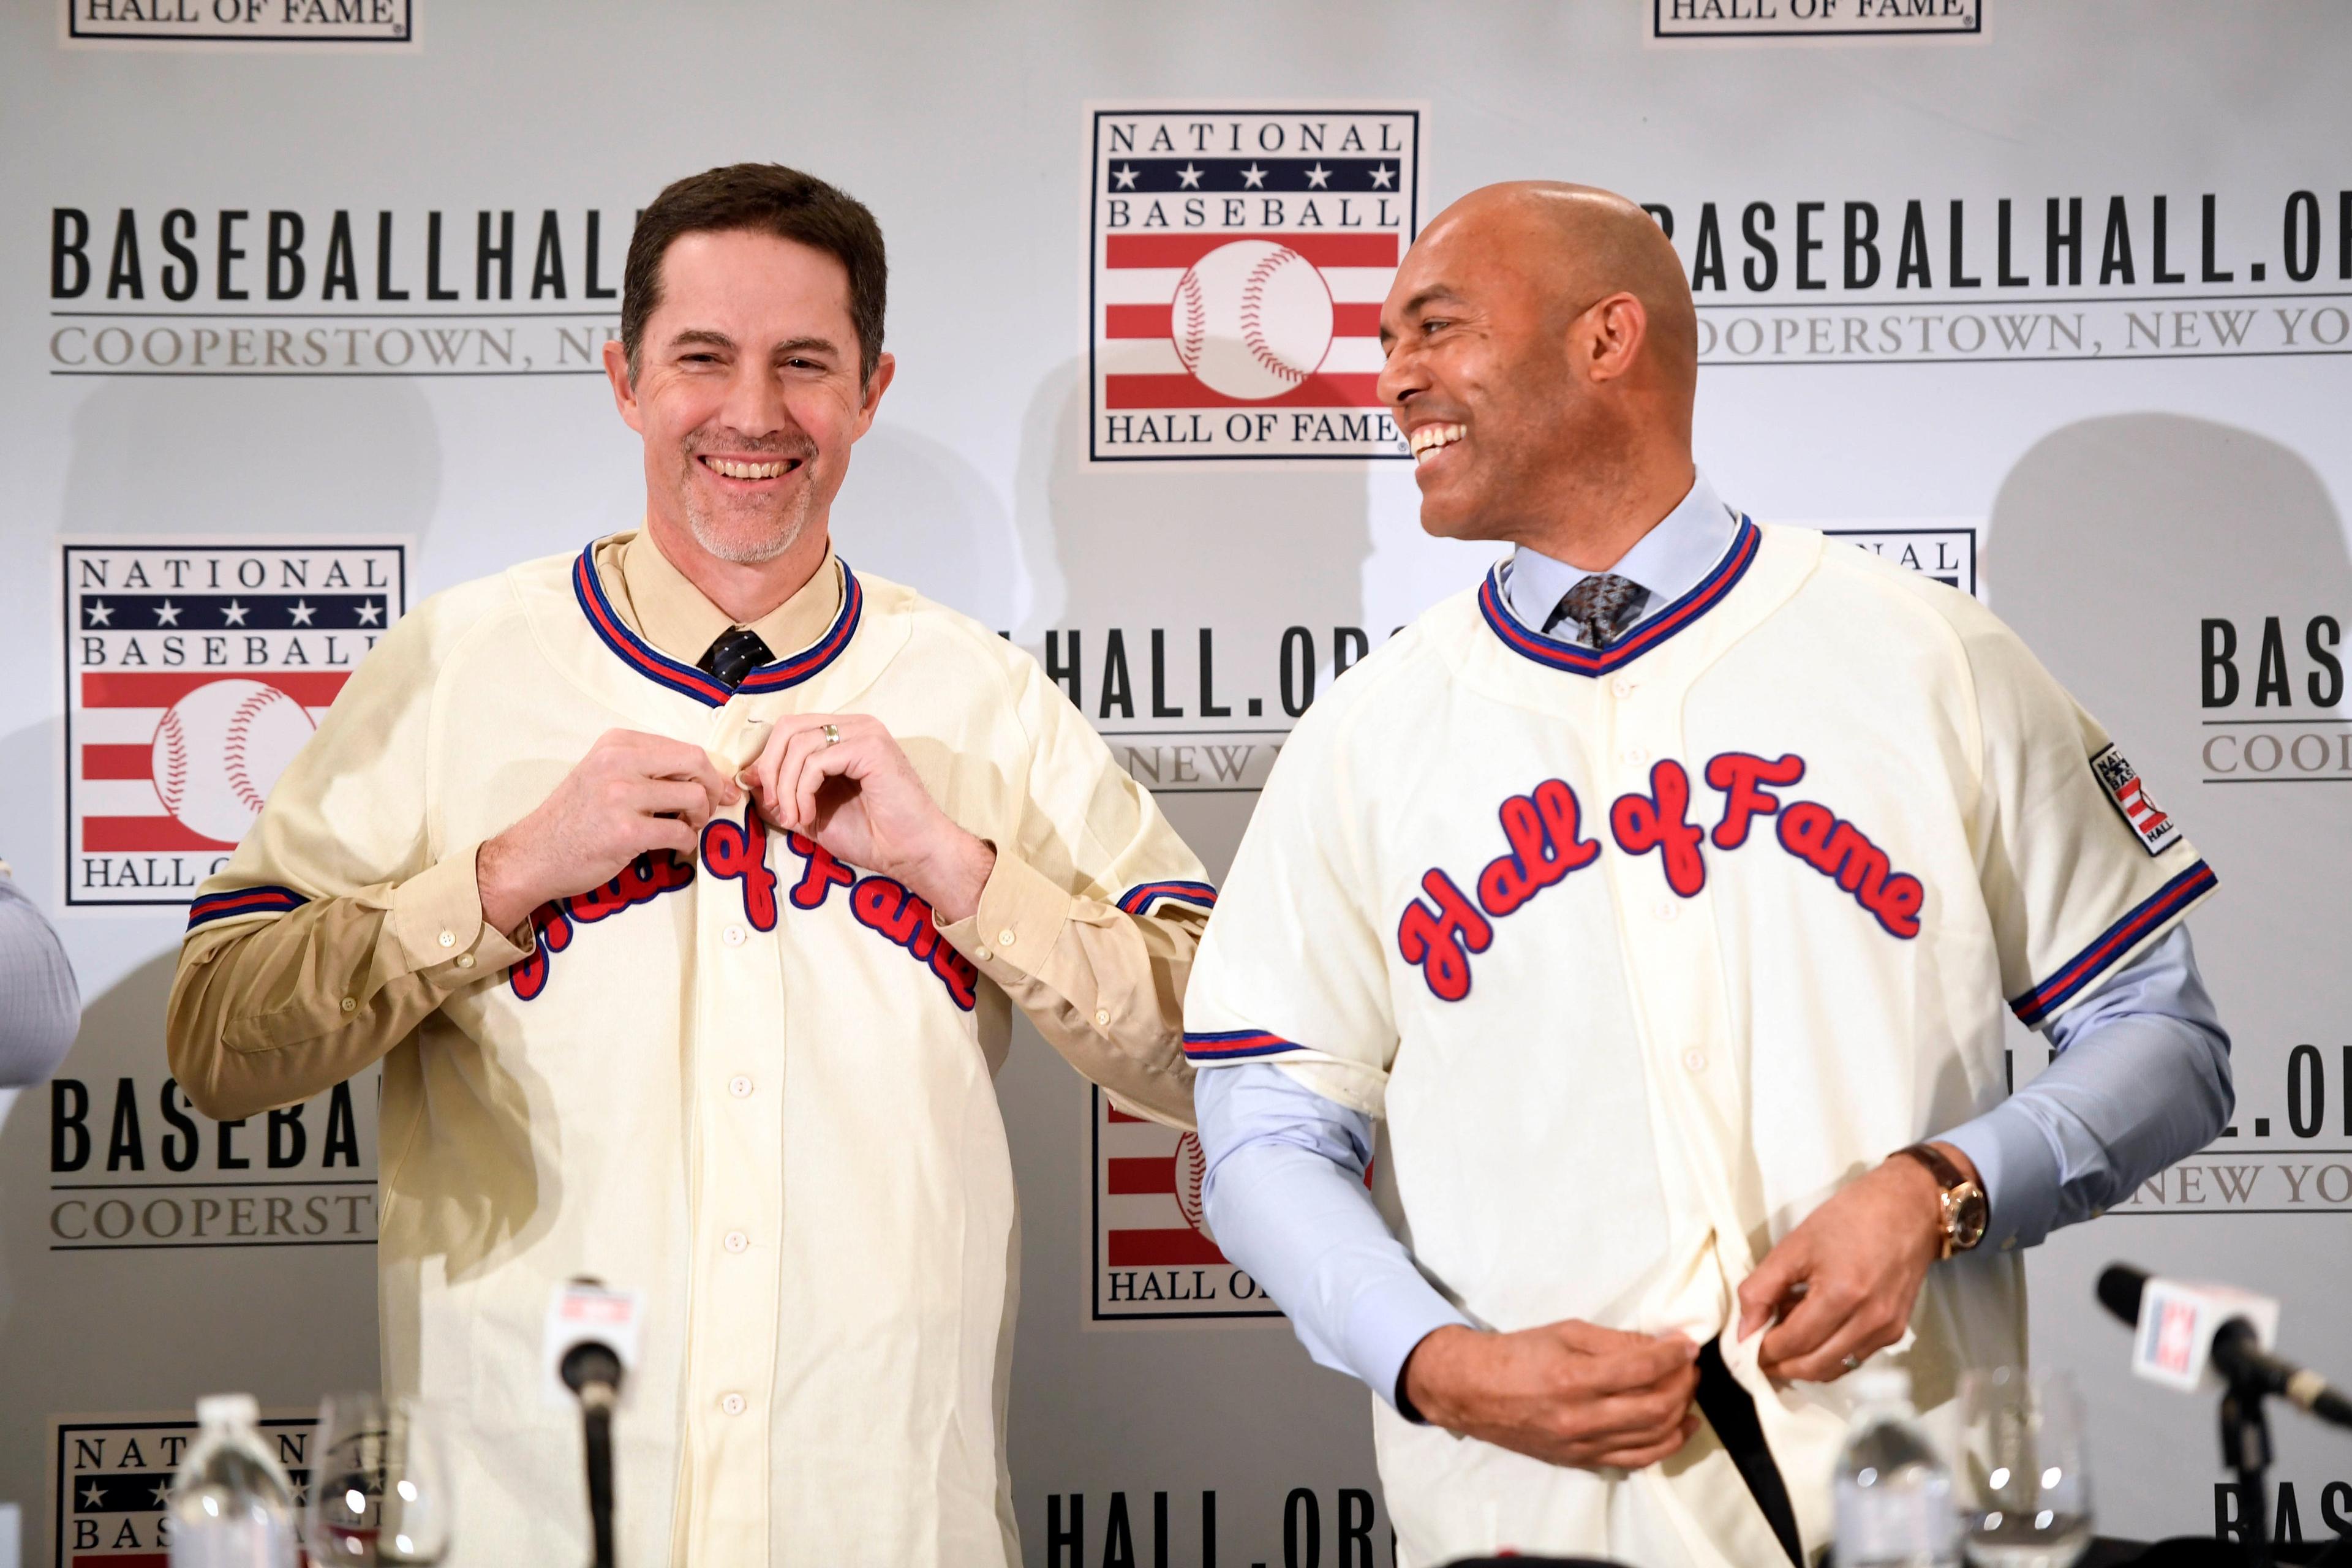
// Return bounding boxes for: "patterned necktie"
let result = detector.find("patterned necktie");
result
[698,627,776,689]
[1551,573,1650,649]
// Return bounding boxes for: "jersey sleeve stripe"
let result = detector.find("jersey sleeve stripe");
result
[2008,859,2218,1027]
[1116,880,1219,916]
[186,884,309,930]
[1182,1027,1299,1061]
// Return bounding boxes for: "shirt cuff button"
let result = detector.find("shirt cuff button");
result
[997,929,1017,948]
[1095,1009,1110,1027]
[455,953,475,970]
[340,997,358,1013]
[437,930,456,948]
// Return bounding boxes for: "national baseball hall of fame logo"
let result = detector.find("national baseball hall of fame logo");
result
[1089,105,1422,462]
[50,1411,313,1563]
[1091,1088,1280,1322]
[62,542,407,907]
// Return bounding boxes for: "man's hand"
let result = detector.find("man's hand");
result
[1400,1321,1701,1471]
[476,729,739,934]
[741,714,993,923]
[1735,1143,1978,1384]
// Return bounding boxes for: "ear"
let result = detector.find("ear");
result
[851,351,897,440]
[603,338,645,434]
[1578,292,1650,385]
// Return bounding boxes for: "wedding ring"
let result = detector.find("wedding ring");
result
[1842,1354,1862,1373]
[821,723,842,747]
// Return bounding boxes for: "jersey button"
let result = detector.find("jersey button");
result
[1611,675,1637,698]
[723,1230,750,1254]
[720,1392,747,1417]
[722,925,747,948]
[1620,746,1649,767]
[728,1074,754,1099]
[1652,900,1678,922]
[1683,1050,1709,1074]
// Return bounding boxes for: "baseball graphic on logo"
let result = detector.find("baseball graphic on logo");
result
[150,679,316,845]
[1172,1131,1216,1244]
[1170,239,1335,401]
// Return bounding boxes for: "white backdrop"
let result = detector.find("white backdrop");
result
[3,2,2350,1562]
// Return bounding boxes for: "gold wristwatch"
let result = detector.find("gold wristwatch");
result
[1896,1143,1989,1259]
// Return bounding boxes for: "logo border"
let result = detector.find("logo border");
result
[1085,103,1423,467]
[58,538,410,911]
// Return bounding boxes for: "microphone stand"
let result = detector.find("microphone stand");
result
[2218,1369,2274,1568]
[562,1342,622,1568]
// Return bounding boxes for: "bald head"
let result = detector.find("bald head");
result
[1378,180,1701,559]
[1425,182,1697,395]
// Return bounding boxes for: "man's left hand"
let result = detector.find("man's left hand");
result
[1733,1143,1978,1384]
[742,714,994,923]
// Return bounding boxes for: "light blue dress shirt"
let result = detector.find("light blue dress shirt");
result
[1195,472,2234,1413]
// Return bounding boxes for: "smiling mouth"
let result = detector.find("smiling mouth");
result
[1408,423,1466,466]
[698,455,802,480]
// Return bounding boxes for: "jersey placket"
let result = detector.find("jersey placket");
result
[680,702,788,1561]
[1593,654,1755,1333]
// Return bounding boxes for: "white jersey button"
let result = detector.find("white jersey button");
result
[728,1074,754,1099]
[720,1392,747,1417]
[1653,900,1678,922]
[1683,1050,1709,1074]
[1611,675,1637,698]
[722,925,747,948]
[723,1230,749,1254]
[1620,746,1649,767]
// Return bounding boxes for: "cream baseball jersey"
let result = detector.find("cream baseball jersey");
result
[1183,522,2215,1568]
[182,540,1212,1568]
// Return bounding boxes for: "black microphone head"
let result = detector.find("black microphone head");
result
[561,1340,624,1395]
[2097,1264,2149,1326]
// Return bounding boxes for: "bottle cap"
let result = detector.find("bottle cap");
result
[195,1393,259,1428]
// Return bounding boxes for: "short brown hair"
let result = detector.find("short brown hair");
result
[621,162,888,385]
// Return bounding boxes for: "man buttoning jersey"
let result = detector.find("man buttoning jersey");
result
[167,164,1215,1568]
[1183,183,2229,1568]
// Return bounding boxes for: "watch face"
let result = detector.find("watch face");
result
[1952,1185,1991,1250]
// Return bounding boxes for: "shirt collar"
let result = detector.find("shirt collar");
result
[607,527,843,665]
[1503,469,1740,631]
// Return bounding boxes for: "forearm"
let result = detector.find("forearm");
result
[0,877,81,1086]
[1196,1065,1467,1407]
[167,847,529,1120]
[1942,926,2231,1249]
[940,848,1204,1127]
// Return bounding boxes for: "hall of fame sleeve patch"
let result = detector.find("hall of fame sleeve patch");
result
[2090,742,2180,856]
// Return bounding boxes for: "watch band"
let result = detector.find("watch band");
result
[1895,1142,1988,1257]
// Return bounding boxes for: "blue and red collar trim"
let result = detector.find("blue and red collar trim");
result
[1116,880,1218,916]
[1479,517,1760,676]
[571,546,864,707]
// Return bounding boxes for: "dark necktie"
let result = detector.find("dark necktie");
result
[698,627,775,690]
[1549,572,1650,650]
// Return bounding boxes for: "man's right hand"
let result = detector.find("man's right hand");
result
[476,729,739,935]
[1400,1321,1702,1471]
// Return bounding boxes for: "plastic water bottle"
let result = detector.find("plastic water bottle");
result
[1833,1364,1961,1568]
[166,1394,296,1568]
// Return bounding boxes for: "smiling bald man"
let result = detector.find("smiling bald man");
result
[1182,183,2231,1566]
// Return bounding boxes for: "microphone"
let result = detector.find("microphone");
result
[2098,1263,2352,1428]
[545,1278,644,1568]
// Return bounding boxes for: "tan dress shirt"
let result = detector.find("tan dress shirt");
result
[168,530,1202,1128]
